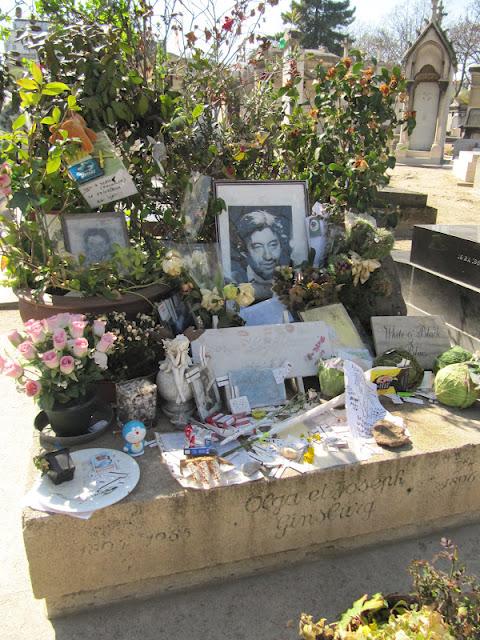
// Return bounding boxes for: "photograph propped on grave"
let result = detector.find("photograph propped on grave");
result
[216,181,310,300]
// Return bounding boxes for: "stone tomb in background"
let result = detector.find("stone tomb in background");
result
[394,224,480,352]
[410,225,480,288]
[452,150,480,183]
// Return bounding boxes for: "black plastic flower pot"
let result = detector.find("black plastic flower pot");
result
[45,392,98,437]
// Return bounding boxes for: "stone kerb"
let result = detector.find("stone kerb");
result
[453,150,480,183]
[474,160,480,195]
[23,402,480,617]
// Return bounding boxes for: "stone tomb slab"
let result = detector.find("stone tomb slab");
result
[410,225,480,288]
[23,402,480,617]
[393,250,480,352]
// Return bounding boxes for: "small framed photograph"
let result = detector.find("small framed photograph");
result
[185,365,221,421]
[156,294,195,336]
[61,212,129,264]
[215,180,309,300]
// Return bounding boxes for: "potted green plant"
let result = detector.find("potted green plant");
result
[1,311,117,436]
[0,61,171,319]
[298,539,480,640]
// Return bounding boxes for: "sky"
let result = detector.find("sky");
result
[0,0,473,38]
[263,0,471,32]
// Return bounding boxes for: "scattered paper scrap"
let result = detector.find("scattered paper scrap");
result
[344,360,403,439]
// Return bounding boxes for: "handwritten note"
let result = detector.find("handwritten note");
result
[301,303,372,370]
[371,316,450,369]
[343,360,402,439]
[192,322,335,378]
[70,132,137,208]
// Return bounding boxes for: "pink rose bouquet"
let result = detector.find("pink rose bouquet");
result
[1,312,116,410]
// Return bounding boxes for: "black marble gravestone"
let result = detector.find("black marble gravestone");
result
[410,225,480,288]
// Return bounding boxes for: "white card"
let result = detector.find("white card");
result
[229,396,251,415]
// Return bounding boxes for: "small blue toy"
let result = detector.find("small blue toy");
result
[122,420,147,457]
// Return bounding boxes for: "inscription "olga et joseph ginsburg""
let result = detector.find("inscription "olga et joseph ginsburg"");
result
[244,469,406,539]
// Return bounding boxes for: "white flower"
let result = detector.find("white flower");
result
[93,350,108,370]
[200,287,224,312]
[236,283,255,307]
[162,251,183,277]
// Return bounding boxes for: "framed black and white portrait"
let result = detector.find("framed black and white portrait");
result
[215,181,309,300]
[62,212,129,265]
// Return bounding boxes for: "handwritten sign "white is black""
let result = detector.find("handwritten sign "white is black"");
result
[371,315,451,370]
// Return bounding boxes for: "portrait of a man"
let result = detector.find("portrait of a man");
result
[62,212,129,265]
[83,228,113,264]
[216,180,310,302]
[229,205,292,300]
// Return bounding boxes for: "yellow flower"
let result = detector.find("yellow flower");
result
[200,287,224,312]
[350,252,380,286]
[161,250,183,277]
[223,283,239,300]
[236,283,255,307]
[303,445,315,464]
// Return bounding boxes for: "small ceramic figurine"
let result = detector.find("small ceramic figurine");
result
[122,420,147,457]
[156,334,195,424]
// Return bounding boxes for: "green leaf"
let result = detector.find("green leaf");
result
[168,116,187,131]
[16,78,38,90]
[42,82,69,96]
[52,106,61,124]
[101,288,122,300]
[8,191,30,211]
[192,104,204,119]
[67,95,77,109]
[136,94,149,117]
[328,162,343,172]
[128,71,143,85]
[30,61,43,84]
[46,156,61,174]
[111,101,133,122]
[337,594,386,631]
[352,61,363,75]
[12,113,26,130]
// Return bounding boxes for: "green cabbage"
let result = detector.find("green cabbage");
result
[434,346,472,373]
[318,358,345,398]
[374,348,424,389]
[434,363,479,409]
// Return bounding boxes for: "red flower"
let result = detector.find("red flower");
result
[185,31,197,46]
[222,16,234,32]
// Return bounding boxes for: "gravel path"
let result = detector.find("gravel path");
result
[390,163,480,225]
[389,163,479,252]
